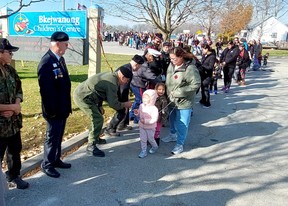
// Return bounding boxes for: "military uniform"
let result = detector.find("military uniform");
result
[38,49,71,170]
[0,64,23,182]
[74,72,125,145]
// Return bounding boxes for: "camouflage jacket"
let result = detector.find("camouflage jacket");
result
[0,64,23,138]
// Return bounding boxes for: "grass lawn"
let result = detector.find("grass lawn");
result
[16,53,132,160]
[262,48,288,56]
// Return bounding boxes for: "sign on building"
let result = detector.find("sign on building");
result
[8,11,87,38]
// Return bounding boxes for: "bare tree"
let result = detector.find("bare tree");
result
[251,0,288,39]
[0,0,45,19]
[195,0,224,38]
[104,0,203,41]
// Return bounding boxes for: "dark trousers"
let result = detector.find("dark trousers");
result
[223,65,235,88]
[42,118,66,169]
[210,75,219,91]
[107,88,129,131]
[200,77,211,107]
[0,132,22,181]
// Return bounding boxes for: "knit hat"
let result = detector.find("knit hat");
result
[163,42,171,47]
[119,66,133,79]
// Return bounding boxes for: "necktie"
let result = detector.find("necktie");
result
[59,57,68,73]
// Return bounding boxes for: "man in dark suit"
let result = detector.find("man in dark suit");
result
[37,32,72,178]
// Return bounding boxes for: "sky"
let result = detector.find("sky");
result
[0,0,133,26]
[0,0,287,26]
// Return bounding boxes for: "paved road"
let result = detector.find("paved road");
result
[5,43,288,205]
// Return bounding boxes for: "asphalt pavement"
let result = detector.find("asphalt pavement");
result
[4,42,288,206]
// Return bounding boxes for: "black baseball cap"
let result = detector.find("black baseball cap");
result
[0,38,19,52]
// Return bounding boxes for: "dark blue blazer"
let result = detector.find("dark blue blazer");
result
[37,49,72,119]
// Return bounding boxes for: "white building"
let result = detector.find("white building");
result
[245,16,288,44]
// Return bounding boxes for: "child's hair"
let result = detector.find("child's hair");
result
[155,82,166,90]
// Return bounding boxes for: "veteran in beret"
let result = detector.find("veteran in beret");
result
[104,54,144,137]
[73,67,133,157]
[37,31,72,178]
[0,38,29,189]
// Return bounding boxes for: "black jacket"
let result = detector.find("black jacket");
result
[37,50,72,119]
[223,45,240,67]
[201,52,216,78]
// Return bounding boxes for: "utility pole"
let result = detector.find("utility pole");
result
[62,0,65,11]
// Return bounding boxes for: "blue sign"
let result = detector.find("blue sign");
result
[8,11,87,38]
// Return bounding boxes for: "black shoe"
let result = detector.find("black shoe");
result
[54,160,71,169]
[95,138,107,144]
[41,166,60,178]
[9,177,29,189]
[104,129,120,136]
[199,99,205,105]
[86,143,105,157]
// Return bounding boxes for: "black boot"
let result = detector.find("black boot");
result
[86,142,105,157]
[155,138,160,146]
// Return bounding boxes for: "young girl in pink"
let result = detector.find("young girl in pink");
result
[134,89,159,158]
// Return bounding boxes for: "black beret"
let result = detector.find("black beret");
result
[51,31,69,42]
[0,38,19,52]
[132,55,144,64]
[119,66,133,79]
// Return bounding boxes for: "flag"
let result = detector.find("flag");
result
[77,3,87,10]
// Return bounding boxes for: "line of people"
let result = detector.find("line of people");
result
[0,31,265,203]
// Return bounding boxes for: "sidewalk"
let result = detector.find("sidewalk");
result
[5,45,288,205]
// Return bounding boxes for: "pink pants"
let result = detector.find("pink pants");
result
[139,127,158,151]
[154,122,162,139]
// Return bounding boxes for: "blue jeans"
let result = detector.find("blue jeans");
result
[169,108,192,145]
[129,85,145,123]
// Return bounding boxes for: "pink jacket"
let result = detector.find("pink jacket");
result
[138,89,159,129]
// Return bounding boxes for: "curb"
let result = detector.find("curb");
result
[20,131,88,176]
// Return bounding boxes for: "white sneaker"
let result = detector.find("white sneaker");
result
[161,133,177,143]
[171,144,183,154]
[138,150,147,158]
[149,147,158,154]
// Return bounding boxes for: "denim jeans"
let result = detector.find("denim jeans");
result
[129,85,145,123]
[169,108,192,145]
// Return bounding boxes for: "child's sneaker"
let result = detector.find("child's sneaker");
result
[221,86,226,91]
[149,147,158,154]
[161,133,177,142]
[138,150,147,158]
[214,90,218,94]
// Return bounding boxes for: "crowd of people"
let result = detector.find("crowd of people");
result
[0,28,268,205]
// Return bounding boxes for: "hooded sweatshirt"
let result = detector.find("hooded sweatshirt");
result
[138,89,159,129]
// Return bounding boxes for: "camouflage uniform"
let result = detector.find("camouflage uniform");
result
[73,72,125,144]
[0,64,23,181]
